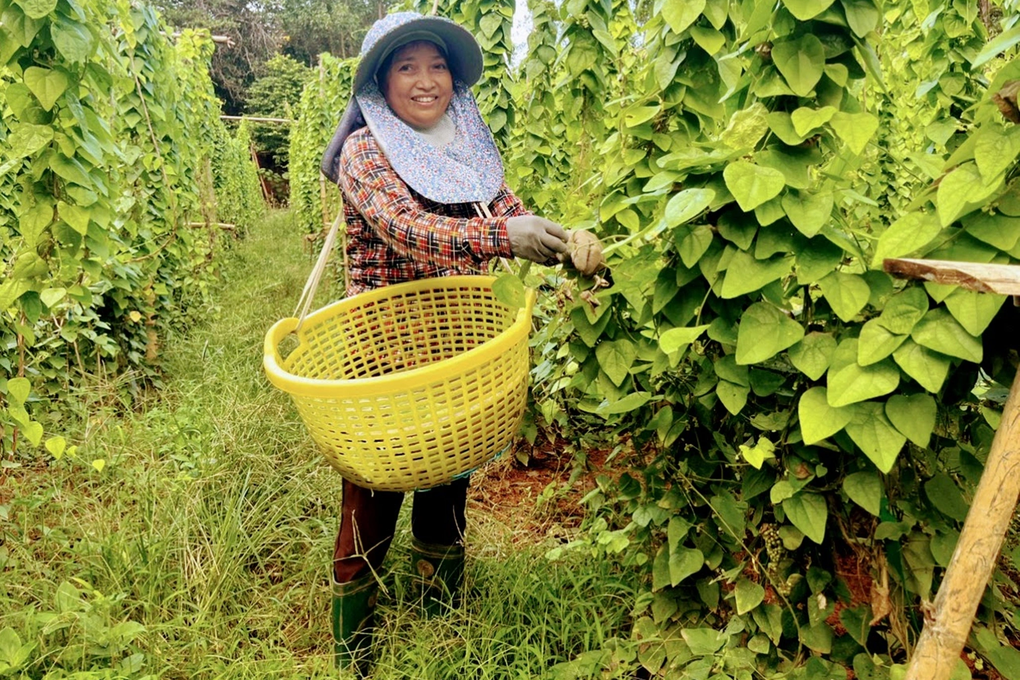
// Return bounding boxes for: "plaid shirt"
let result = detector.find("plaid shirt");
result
[337,128,525,295]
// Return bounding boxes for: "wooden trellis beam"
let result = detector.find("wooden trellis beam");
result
[885,258,1020,296]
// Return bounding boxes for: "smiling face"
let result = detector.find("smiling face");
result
[380,41,454,129]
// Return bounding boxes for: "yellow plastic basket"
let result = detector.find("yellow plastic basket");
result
[263,276,535,492]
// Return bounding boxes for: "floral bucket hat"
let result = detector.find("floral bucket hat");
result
[320,12,504,205]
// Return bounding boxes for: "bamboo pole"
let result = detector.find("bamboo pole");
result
[220,115,294,124]
[187,222,236,230]
[319,173,330,230]
[168,32,234,45]
[905,367,1020,680]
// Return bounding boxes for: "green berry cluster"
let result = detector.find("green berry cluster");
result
[761,524,793,597]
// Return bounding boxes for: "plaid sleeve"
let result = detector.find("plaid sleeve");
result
[491,182,531,218]
[338,130,513,267]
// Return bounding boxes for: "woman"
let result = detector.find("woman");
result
[319,11,569,671]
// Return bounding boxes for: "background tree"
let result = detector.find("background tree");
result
[280,0,388,63]
[244,54,313,199]
[155,0,284,113]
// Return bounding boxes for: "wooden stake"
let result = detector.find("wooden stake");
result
[250,144,272,204]
[883,257,1020,680]
[905,367,1020,680]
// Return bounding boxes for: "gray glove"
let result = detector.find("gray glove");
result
[506,215,569,264]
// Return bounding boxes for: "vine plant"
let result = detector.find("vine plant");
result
[287,0,1020,674]
[0,0,263,456]
[504,0,1020,677]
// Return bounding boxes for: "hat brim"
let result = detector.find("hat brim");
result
[353,16,483,93]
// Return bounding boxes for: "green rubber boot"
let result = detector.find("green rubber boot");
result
[332,572,378,675]
[410,538,465,617]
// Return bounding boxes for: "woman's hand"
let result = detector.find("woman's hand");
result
[506,216,569,264]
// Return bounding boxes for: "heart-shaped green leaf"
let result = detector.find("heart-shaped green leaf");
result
[659,324,710,354]
[6,376,31,404]
[842,0,880,36]
[597,391,653,416]
[782,0,835,20]
[721,103,769,150]
[873,211,942,265]
[669,547,704,585]
[51,17,94,63]
[723,161,786,212]
[964,211,1020,251]
[58,200,91,235]
[7,123,53,158]
[40,287,66,308]
[830,111,879,155]
[766,111,811,145]
[886,393,936,448]
[624,104,661,128]
[844,402,905,473]
[18,201,53,248]
[23,66,70,111]
[16,0,57,19]
[925,474,970,522]
[720,251,794,299]
[937,162,1001,227]
[665,188,714,227]
[818,272,871,322]
[21,421,44,446]
[944,288,1006,336]
[791,106,837,136]
[827,340,900,407]
[789,332,837,380]
[783,493,827,543]
[857,319,908,366]
[678,225,714,268]
[45,435,67,459]
[691,25,726,54]
[893,339,951,393]
[717,381,750,415]
[734,578,765,614]
[596,339,637,386]
[974,126,1020,183]
[771,34,825,96]
[911,308,982,363]
[736,301,805,365]
[782,190,833,237]
[843,471,883,515]
[661,0,706,33]
[877,287,929,335]
[799,387,854,444]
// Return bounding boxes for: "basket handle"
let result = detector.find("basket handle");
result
[294,196,345,333]
[263,316,299,380]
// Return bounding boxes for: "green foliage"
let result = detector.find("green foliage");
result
[289,53,355,237]
[289,0,1020,674]
[245,53,311,169]
[0,210,639,679]
[0,0,263,454]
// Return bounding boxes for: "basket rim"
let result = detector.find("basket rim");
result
[263,275,535,399]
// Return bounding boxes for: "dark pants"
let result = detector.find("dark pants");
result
[332,477,469,583]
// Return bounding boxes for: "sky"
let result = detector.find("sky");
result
[510,2,534,66]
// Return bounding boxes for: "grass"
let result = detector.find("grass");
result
[0,209,637,679]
